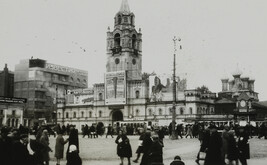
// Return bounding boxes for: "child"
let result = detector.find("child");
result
[66,145,82,165]
[170,155,185,165]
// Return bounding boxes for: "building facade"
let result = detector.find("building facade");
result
[14,58,88,125]
[0,64,14,97]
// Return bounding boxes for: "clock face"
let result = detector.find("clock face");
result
[240,100,246,107]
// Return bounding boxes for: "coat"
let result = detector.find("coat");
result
[115,134,132,158]
[227,135,239,161]
[55,134,68,159]
[204,131,224,165]
[237,133,250,159]
[147,140,163,165]
[170,160,185,165]
[66,151,82,165]
[40,134,52,161]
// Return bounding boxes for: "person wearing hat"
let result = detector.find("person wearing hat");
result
[40,129,53,165]
[147,132,163,165]
[133,128,145,163]
[204,125,224,165]
[115,130,132,165]
[237,126,250,165]
[170,155,185,165]
[140,127,153,165]
[55,130,69,165]
[66,145,82,165]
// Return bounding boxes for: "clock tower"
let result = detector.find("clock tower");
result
[106,0,142,80]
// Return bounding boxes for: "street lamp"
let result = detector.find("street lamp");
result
[171,36,181,140]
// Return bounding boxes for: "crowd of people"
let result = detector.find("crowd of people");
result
[0,121,267,165]
[0,124,81,165]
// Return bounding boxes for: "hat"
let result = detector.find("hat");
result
[174,155,181,160]
[69,145,77,153]
[20,134,28,139]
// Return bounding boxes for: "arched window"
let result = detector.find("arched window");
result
[189,107,193,114]
[73,112,76,118]
[148,109,152,116]
[58,112,61,119]
[114,33,120,47]
[136,109,139,116]
[89,111,92,118]
[118,15,122,24]
[66,112,69,118]
[135,90,140,98]
[81,111,84,118]
[197,107,200,114]
[180,108,184,115]
[132,34,136,49]
[159,108,162,115]
[99,93,103,101]
[99,111,102,117]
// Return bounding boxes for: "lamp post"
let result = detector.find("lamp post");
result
[171,36,181,140]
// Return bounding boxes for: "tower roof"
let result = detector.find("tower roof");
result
[119,0,131,14]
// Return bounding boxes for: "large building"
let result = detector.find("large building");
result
[0,64,14,97]
[57,0,218,130]
[14,58,88,125]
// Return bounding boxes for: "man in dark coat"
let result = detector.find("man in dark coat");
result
[237,126,250,165]
[204,126,224,165]
[0,127,13,165]
[115,130,132,165]
[140,129,153,165]
[106,124,114,138]
[147,133,163,165]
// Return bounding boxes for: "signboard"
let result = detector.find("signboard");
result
[105,71,126,105]
[45,63,87,76]
[0,97,27,104]
[239,109,247,113]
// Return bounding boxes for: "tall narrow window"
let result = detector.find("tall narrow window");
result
[180,108,184,115]
[148,109,152,116]
[73,112,76,118]
[189,107,193,114]
[159,109,162,115]
[58,112,61,119]
[81,111,84,118]
[118,15,122,24]
[99,93,103,101]
[136,109,139,116]
[99,111,102,117]
[66,112,69,118]
[89,111,92,118]
[135,90,140,98]
[132,34,136,49]
[114,33,120,47]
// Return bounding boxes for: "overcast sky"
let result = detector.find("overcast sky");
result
[1,0,267,100]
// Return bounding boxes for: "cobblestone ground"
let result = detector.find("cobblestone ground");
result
[45,135,267,165]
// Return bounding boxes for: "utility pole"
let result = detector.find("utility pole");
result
[171,36,181,140]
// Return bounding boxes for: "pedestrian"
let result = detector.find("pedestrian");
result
[133,128,145,163]
[221,125,230,164]
[237,126,250,165]
[55,130,69,165]
[227,130,239,165]
[170,155,185,165]
[195,127,210,165]
[140,128,153,165]
[204,125,224,165]
[147,132,163,165]
[106,124,114,138]
[66,145,82,165]
[40,129,53,165]
[115,130,132,165]
[67,126,79,157]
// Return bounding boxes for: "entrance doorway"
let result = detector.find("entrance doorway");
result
[112,110,123,122]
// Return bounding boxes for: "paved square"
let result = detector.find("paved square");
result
[44,135,267,165]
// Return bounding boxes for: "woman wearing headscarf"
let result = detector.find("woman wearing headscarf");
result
[39,129,53,165]
[115,130,132,165]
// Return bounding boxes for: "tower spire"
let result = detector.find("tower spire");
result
[119,0,131,14]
